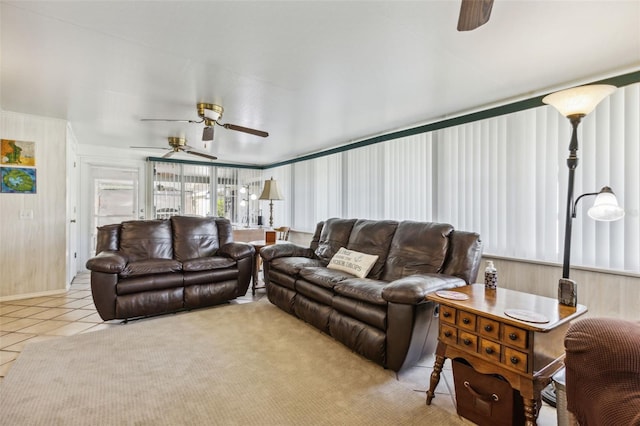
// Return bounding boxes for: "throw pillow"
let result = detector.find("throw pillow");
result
[327,247,379,279]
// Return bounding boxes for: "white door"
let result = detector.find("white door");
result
[67,140,79,284]
[89,166,139,256]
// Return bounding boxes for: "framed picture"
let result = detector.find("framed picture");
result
[1,167,37,194]
[1,139,36,167]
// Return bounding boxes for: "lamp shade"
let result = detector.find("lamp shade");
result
[542,84,616,117]
[258,177,284,201]
[587,187,625,221]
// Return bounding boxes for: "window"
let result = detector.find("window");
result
[268,83,640,274]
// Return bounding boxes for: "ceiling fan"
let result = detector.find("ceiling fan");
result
[131,137,217,160]
[141,102,269,141]
[457,0,494,31]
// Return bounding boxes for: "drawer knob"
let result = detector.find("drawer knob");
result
[443,312,451,318]
[463,338,472,346]
[463,318,471,324]
[484,324,493,332]
[444,331,452,337]
[510,356,519,365]
[485,347,494,354]
[509,333,518,341]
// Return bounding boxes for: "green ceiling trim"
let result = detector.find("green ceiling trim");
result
[147,156,263,169]
[153,70,640,170]
[266,70,640,169]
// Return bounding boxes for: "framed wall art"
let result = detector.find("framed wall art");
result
[1,167,37,194]
[1,139,36,167]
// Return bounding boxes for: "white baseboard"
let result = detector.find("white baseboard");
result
[0,288,69,303]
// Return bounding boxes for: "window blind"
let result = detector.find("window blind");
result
[270,82,639,274]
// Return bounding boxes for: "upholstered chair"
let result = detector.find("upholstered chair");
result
[564,317,640,426]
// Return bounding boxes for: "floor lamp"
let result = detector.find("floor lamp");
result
[540,84,624,407]
[542,84,622,306]
[258,177,284,228]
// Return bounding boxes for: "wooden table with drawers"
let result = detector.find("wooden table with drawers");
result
[425,284,587,426]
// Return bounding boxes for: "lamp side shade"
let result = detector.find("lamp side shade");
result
[587,191,625,221]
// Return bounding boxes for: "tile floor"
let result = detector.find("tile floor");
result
[0,272,558,424]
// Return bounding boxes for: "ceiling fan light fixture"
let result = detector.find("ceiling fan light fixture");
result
[197,103,224,121]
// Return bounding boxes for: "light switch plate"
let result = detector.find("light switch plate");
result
[19,209,34,220]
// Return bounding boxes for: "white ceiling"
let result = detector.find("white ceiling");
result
[1,1,639,166]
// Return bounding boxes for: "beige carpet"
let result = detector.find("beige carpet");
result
[0,300,463,426]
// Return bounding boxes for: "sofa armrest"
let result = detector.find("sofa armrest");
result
[260,243,314,262]
[86,250,128,274]
[218,242,255,261]
[382,274,466,304]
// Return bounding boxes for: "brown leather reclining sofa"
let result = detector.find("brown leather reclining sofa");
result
[260,218,482,371]
[86,216,254,321]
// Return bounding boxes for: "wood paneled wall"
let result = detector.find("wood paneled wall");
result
[0,111,68,299]
[485,256,639,321]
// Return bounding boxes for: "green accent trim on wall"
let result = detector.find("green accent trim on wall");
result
[146,156,262,169]
[153,70,640,171]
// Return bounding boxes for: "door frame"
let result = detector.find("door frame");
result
[78,159,146,271]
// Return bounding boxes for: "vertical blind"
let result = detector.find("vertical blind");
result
[268,83,639,274]
[149,160,264,226]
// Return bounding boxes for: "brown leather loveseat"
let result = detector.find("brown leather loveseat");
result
[86,216,254,321]
[260,218,482,371]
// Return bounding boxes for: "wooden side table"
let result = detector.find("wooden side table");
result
[425,284,587,426]
[247,239,288,295]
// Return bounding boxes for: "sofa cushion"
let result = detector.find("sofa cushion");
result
[346,219,398,279]
[314,218,357,264]
[214,217,234,246]
[381,221,454,282]
[120,258,182,277]
[332,295,387,330]
[333,278,388,305]
[120,219,173,261]
[171,216,219,262]
[182,256,236,272]
[271,257,325,276]
[116,272,184,295]
[327,247,379,279]
[299,267,355,290]
[95,223,120,254]
[296,280,334,306]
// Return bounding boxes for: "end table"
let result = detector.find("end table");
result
[425,284,587,426]
[247,239,287,295]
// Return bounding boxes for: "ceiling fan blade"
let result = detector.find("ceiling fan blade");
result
[182,147,218,160]
[457,0,493,31]
[162,150,176,158]
[202,126,214,141]
[221,123,269,138]
[130,146,170,150]
[140,118,204,124]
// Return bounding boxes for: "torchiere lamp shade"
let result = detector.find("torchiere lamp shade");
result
[542,84,616,117]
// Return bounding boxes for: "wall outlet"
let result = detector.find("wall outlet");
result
[19,209,34,220]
